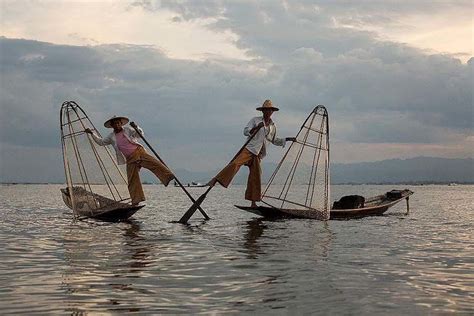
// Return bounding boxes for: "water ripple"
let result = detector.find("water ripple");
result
[0,184,472,314]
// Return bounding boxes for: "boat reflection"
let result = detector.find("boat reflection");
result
[242,219,268,259]
[61,220,152,313]
[242,218,333,260]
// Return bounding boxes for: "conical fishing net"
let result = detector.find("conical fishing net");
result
[262,106,330,220]
[60,101,131,216]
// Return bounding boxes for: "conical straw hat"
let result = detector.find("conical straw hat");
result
[104,115,129,128]
[256,99,279,111]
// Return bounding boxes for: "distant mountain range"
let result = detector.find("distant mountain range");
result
[1,157,472,185]
[330,157,473,184]
[170,157,473,185]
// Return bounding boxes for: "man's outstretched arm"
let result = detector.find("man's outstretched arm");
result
[84,128,112,146]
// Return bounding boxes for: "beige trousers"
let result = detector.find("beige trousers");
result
[211,148,262,202]
[126,147,175,204]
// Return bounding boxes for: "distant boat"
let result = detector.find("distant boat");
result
[174,181,207,188]
[448,183,458,186]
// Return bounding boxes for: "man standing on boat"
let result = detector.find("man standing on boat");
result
[85,116,175,205]
[209,100,296,207]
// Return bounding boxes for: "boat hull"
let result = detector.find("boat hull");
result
[61,188,144,222]
[235,190,413,220]
[235,205,298,219]
[329,205,391,219]
[84,205,144,222]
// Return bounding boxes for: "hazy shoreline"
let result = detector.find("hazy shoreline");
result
[2,182,473,185]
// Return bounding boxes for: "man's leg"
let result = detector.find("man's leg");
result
[245,155,262,205]
[127,160,145,205]
[210,148,253,188]
[139,150,175,186]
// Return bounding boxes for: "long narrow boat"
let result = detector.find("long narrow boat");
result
[235,189,413,220]
[330,189,413,219]
[61,187,144,221]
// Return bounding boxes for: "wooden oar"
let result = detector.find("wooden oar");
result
[131,123,210,220]
[178,124,264,224]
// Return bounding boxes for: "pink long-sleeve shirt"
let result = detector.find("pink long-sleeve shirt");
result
[115,130,139,158]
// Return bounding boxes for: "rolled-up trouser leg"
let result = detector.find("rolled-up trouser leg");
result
[126,159,145,205]
[245,154,262,201]
[139,150,175,186]
[211,148,254,188]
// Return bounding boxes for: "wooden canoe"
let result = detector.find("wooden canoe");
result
[78,205,144,222]
[235,189,413,220]
[61,187,144,222]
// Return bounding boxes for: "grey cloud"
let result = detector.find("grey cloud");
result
[152,1,472,24]
[277,43,473,132]
[343,112,468,144]
[133,0,223,20]
[149,1,472,62]
[1,34,471,150]
[0,38,273,151]
[320,0,473,18]
[0,0,472,180]
[0,37,105,86]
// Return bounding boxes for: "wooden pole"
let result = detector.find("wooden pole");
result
[131,124,210,220]
[178,184,213,224]
[178,125,264,224]
[406,197,410,215]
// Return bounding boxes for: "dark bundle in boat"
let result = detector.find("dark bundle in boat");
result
[332,195,365,209]
[329,189,413,219]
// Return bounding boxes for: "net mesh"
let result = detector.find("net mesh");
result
[60,101,130,215]
[262,106,330,220]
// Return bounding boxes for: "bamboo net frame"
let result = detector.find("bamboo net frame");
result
[261,105,330,220]
[60,101,131,217]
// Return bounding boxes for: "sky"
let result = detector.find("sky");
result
[0,0,473,182]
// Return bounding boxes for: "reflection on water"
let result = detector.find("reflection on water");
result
[122,221,151,270]
[62,220,152,313]
[0,184,473,314]
[243,219,267,259]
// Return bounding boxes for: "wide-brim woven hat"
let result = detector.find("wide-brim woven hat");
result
[256,99,279,111]
[104,115,129,128]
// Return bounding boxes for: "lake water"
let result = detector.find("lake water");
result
[0,184,472,314]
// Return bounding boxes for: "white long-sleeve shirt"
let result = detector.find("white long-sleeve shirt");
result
[89,125,144,165]
[244,116,286,158]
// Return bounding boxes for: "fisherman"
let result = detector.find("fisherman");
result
[85,116,175,205]
[209,100,296,207]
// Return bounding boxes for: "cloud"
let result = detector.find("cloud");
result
[153,1,472,62]
[0,1,472,182]
[0,1,247,61]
